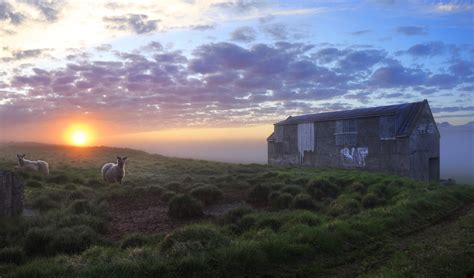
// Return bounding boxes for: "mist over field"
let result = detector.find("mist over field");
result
[107,121,474,184]
[439,122,474,184]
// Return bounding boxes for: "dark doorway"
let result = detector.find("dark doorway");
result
[429,157,440,182]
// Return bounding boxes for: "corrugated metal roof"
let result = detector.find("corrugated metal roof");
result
[274,100,428,137]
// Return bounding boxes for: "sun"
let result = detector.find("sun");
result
[71,130,87,146]
[64,123,95,147]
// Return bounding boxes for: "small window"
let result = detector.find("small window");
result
[335,119,357,146]
[380,115,396,139]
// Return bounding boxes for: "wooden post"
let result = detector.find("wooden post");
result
[0,170,24,217]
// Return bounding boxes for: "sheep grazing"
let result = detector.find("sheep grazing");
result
[102,156,128,184]
[15,154,50,175]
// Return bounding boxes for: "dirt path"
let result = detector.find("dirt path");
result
[332,203,474,276]
[106,190,247,240]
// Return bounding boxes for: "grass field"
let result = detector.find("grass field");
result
[0,142,473,277]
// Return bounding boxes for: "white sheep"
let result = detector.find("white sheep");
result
[101,156,128,184]
[15,154,50,175]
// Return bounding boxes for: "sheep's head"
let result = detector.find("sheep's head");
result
[116,156,128,167]
[16,154,26,166]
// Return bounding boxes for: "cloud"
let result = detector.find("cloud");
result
[212,0,262,13]
[432,3,474,13]
[313,48,349,64]
[432,106,474,113]
[351,30,371,36]
[25,0,62,22]
[1,48,48,62]
[337,49,386,72]
[369,63,428,88]
[230,26,256,42]
[449,60,474,77]
[2,39,473,130]
[261,23,288,40]
[395,26,427,36]
[0,1,25,25]
[191,24,215,30]
[406,41,445,57]
[104,14,159,34]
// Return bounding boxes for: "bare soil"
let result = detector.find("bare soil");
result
[106,190,247,240]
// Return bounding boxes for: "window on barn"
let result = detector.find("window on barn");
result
[335,119,357,146]
[380,115,396,139]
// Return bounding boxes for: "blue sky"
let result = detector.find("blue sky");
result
[0,0,473,143]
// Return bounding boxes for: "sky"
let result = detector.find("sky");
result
[0,0,473,161]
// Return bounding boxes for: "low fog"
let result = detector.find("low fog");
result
[112,122,473,184]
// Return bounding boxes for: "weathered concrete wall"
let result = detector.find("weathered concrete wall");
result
[408,105,440,181]
[268,125,299,165]
[268,109,439,181]
[0,170,24,217]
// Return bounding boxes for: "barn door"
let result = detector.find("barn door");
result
[429,157,439,182]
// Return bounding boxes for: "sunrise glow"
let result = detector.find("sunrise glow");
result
[71,130,87,146]
[64,123,95,147]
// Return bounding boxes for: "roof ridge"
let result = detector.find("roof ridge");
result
[275,100,427,128]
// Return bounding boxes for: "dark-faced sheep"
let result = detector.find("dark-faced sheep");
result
[15,154,50,175]
[101,156,128,184]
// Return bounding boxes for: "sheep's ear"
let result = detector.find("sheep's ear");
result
[122,157,127,160]
[116,156,121,160]
[22,154,26,158]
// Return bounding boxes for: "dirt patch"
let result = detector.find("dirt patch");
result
[106,190,248,240]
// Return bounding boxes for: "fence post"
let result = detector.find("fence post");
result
[0,170,24,217]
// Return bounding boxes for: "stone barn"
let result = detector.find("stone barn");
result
[267,100,440,181]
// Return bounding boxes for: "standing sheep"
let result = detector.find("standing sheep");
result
[15,154,50,175]
[101,156,128,184]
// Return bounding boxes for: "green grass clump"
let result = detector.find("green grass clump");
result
[190,184,223,205]
[47,174,70,184]
[161,191,176,203]
[23,228,53,256]
[280,185,303,196]
[168,194,203,219]
[362,192,386,209]
[161,224,229,257]
[86,179,105,187]
[68,191,86,200]
[48,225,100,255]
[350,181,366,194]
[306,179,339,200]
[0,247,24,265]
[221,206,254,224]
[165,182,185,193]
[270,193,293,210]
[30,194,61,211]
[329,195,361,216]
[292,194,316,210]
[26,180,43,188]
[120,233,149,249]
[68,200,96,215]
[247,184,271,204]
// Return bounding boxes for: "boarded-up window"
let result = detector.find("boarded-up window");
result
[275,126,284,142]
[380,115,396,139]
[335,119,357,146]
[297,123,315,162]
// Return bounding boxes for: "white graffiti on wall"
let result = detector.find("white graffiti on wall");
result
[340,147,368,167]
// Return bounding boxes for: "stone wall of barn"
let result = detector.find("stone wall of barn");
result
[0,170,24,217]
[268,107,439,181]
[408,105,440,181]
